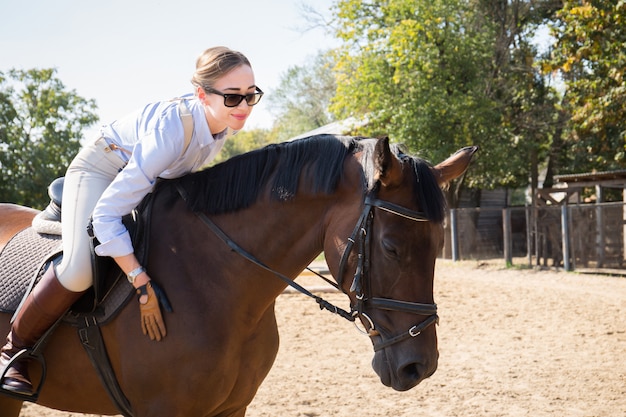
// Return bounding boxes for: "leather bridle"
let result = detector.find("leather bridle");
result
[337,194,439,352]
[177,184,439,352]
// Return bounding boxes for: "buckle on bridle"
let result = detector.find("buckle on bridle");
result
[408,325,422,338]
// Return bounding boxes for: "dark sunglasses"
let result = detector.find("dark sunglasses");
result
[203,86,264,107]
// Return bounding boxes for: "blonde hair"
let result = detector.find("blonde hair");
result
[191,46,252,91]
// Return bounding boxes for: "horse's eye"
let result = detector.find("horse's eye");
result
[382,240,400,259]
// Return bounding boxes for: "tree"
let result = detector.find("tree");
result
[209,128,275,165]
[479,0,563,199]
[267,50,337,141]
[328,0,564,202]
[328,0,517,193]
[0,68,98,208]
[545,0,626,172]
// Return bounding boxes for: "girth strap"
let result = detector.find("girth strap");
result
[78,317,134,417]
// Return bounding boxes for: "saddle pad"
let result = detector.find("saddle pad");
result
[0,227,61,313]
[0,226,134,324]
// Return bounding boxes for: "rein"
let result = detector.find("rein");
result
[176,184,438,352]
[176,184,354,322]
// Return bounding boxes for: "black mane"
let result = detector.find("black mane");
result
[170,134,357,214]
[164,134,446,222]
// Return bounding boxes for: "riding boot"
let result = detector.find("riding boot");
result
[0,265,84,396]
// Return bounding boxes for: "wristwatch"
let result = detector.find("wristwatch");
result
[127,266,146,284]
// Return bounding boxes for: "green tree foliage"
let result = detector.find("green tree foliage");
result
[267,51,337,141]
[328,0,561,195]
[545,0,626,171]
[209,128,275,165]
[479,0,562,194]
[330,0,498,185]
[0,68,98,208]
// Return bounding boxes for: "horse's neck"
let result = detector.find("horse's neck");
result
[223,197,331,277]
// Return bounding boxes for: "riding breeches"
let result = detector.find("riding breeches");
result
[55,137,127,292]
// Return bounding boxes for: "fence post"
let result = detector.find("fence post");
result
[502,208,512,266]
[450,209,459,261]
[561,205,571,271]
[525,206,532,266]
[596,185,605,267]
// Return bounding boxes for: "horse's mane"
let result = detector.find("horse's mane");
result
[165,134,445,223]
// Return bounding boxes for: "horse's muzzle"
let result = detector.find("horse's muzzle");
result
[371,345,439,391]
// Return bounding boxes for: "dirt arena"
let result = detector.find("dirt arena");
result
[18,259,626,416]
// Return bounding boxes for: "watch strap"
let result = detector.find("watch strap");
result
[127,266,146,284]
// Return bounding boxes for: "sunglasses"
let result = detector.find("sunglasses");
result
[203,86,264,107]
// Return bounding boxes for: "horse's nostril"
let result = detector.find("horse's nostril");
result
[397,360,437,390]
[403,362,420,379]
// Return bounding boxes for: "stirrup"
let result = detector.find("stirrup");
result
[0,348,47,402]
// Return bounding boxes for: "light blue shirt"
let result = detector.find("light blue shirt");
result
[92,95,228,257]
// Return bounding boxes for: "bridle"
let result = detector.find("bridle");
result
[337,194,439,352]
[176,184,439,352]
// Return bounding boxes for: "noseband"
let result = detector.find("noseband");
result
[337,194,439,352]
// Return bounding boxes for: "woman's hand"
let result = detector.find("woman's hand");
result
[136,281,167,341]
[114,254,169,341]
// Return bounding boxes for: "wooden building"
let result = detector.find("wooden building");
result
[535,169,626,270]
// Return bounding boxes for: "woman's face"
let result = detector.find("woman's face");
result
[197,64,258,134]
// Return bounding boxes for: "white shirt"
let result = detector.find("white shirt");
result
[92,95,228,257]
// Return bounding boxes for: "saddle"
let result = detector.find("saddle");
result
[0,178,154,416]
[13,177,151,319]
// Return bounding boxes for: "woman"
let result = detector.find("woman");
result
[0,46,263,396]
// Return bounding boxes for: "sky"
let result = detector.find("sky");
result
[0,0,339,134]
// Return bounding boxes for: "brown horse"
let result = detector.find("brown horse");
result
[0,135,476,417]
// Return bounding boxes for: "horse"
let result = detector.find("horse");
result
[0,134,476,417]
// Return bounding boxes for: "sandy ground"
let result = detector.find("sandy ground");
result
[17,259,626,416]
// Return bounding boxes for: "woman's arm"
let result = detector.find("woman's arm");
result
[115,253,150,290]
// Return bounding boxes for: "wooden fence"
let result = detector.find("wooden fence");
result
[447,202,626,271]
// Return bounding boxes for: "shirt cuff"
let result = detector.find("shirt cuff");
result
[94,232,134,258]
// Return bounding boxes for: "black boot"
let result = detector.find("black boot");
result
[0,266,84,396]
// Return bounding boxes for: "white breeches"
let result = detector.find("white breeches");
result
[55,137,126,291]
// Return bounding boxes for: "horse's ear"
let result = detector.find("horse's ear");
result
[432,146,478,186]
[374,137,403,188]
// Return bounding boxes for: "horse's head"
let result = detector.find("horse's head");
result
[325,138,477,391]
[172,134,475,394]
